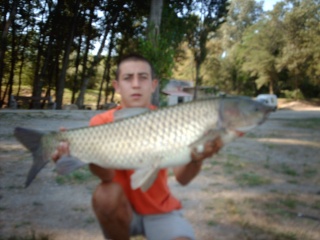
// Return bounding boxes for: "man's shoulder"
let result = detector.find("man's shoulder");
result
[90,107,119,126]
[89,105,156,126]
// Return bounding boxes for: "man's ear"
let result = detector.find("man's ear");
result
[112,80,119,93]
[152,79,158,92]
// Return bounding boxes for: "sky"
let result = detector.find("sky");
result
[262,0,281,11]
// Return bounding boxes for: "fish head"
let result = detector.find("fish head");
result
[219,97,273,134]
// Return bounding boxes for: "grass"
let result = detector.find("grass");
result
[72,206,87,212]
[264,157,271,169]
[261,195,310,219]
[14,222,32,229]
[0,112,16,119]
[303,167,317,178]
[239,220,303,240]
[222,154,246,174]
[0,231,53,240]
[283,118,320,130]
[207,220,219,226]
[205,195,318,239]
[203,139,319,239]
[265,143,277,150]
[9,84,115,109]
[5,185,24,190]
[0,133,14,140]
[235,172,271,186]
[55,166,97,185]
[32,202,43,207]
[84,217,96,225]
[312,200,320,210]
[287,179,299,184]
[244,132,258,138]
[225,198,242,215]
[209,158,220,166]
[280,163,298,177]
[0,231,144,240]
[279,196,298,209]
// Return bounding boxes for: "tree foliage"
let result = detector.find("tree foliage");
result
[204,0,320,98]
[207,0,264,94]
[1,0,319,110]
[184,0,229,98]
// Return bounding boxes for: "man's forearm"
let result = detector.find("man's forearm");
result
[173,161,203,185]
[173,137,223,186]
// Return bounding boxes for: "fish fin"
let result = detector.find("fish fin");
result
[189,129,223,152]
[114,108,150,121]
[131,166,160,192]
[55,155,87,175]
[14,127,49,187]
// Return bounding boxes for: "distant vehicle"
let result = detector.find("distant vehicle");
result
[256,94,278,111]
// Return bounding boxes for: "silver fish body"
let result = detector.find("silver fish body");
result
[14,97,272,190]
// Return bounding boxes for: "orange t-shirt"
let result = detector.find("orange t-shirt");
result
[89,106,182,215]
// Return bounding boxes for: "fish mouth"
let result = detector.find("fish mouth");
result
[259,108,273,124]
[259,114,269,125]
[235,125,257,133]
[234,130,245,137]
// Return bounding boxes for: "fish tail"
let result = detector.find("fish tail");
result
[14,127,49,187]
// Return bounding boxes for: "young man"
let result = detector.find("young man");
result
[52,54,222,240]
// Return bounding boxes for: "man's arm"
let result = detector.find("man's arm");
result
[173,137,223,186]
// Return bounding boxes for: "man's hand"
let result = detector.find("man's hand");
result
[174,137,223,186]
[51,141,70,162]
[51,128,114,182]
[51,127,69,163]
[190,137,223,165]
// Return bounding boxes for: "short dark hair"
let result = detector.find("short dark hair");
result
[115,53,156,80]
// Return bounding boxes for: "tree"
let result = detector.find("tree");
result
[0,0,18,107]
[75,1,100,108]
[56,0,81,109]
[96,1,123,108]
[184,0,229,99]
[5,0,318,110]
[214,0,264,94]
[239,12,285,95]
[277,0,320,98]
[148,0,163,106]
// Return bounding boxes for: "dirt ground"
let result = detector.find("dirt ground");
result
[0,101,320,240]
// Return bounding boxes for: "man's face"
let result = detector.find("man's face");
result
[113,60,158,108]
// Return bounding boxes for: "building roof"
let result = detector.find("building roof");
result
[162,89,192,97]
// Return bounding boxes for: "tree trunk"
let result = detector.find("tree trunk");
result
[0,1,18,106]
[71,36,82,104]
[31,32,46,109]
[17,30,29,98]
[7,21,16,108]
[31,1,58,109]
[149,0,163,107]
[56,0,80,109]
[32,38,53,109]
[96,33,112,109]
[98,26,116,109]
[193,57,201,100]
[149,0,163,43]
[75,6,95,108]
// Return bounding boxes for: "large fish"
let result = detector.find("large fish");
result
[14,97,272,191]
